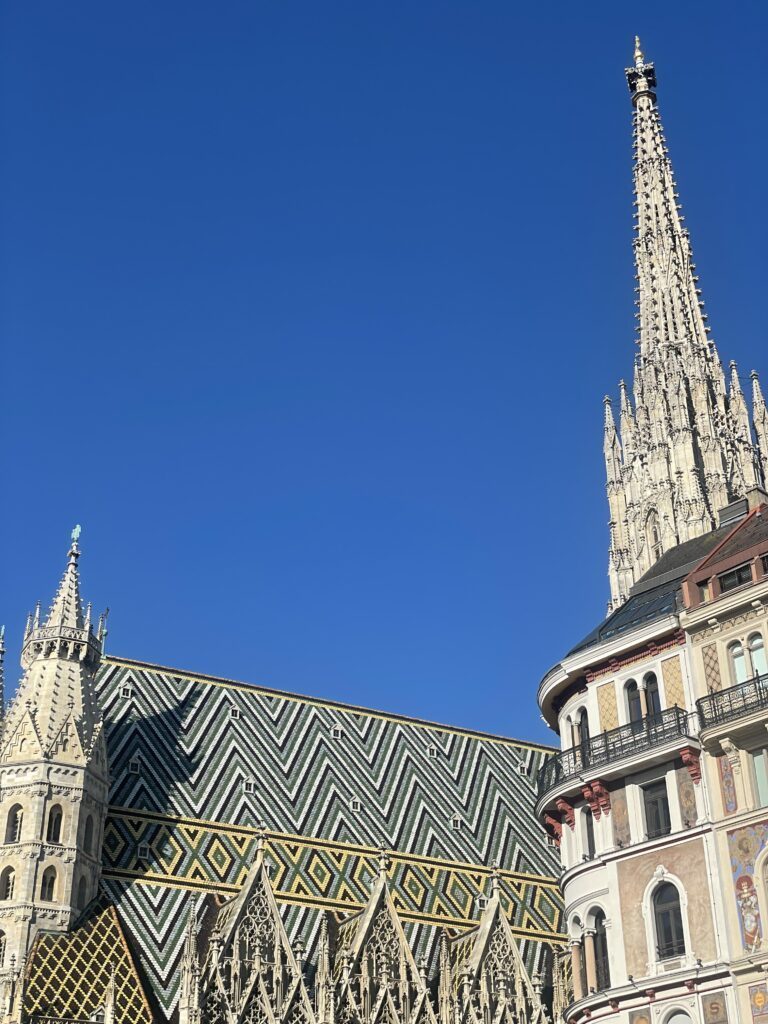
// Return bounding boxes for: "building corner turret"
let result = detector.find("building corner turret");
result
[0,529,109,1021]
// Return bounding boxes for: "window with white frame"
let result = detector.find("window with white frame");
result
[642,779,671,840]
[729,640,749,685]
[644,672,661,716]
[749,632,767,677]
[583,807,596,860]
[749,746,768,807]
[652,882,686,958]
[626,680,642,725]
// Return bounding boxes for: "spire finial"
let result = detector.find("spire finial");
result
[489,864,501,896]
[634,35,644,67]
[377,848,391,879]
[0,625,5,711]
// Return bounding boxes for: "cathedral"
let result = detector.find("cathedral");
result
[1,38,766,1024]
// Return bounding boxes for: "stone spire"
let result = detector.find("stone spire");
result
[3,527,105,762]
[604,40,767,610]
[753,371,768,484]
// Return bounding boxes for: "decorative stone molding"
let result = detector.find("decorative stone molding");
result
[693,604,766,644]
[721,738,742,774]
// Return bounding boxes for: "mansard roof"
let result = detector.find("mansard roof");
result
[568,525,732,657]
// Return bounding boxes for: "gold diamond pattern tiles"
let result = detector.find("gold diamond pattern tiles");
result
[23,899,152,1024]
[702,643,722,692]
[102,808,564,942]
[596,681,619,731]
[661,654,685,708]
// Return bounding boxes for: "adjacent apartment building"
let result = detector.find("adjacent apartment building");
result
[537,39,768,1024]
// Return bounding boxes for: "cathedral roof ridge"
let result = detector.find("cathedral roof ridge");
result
[103,654,558,753]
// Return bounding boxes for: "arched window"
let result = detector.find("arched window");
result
[626,680,642,725]
[575,709,590,747]
[730,641,748,685]
[665,1014,693,1024]
[77,875,88,910]
[749,633,767,677]
[46,805,63,845]
[647,510,662,561]
[4,805,23,845]
[40,866,56,902]
[83,815,94,856]
[645,672,661,716]
[0,868,15,901]
[653,882,685,959]
[594,910,610,990]
[583,808,596,860]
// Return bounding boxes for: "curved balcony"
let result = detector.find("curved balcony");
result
[697,672,768,731]
[536,706,696,803]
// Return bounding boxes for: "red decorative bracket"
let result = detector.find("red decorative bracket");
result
[680,746,702,785]
[581,783,602,821]
[590,779,611,816]
[555,797,576,830]
[544,812,562,846]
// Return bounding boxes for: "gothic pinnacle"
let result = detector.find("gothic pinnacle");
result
[634,35,644,67]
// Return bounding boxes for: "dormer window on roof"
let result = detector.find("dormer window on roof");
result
[718,563,753,595]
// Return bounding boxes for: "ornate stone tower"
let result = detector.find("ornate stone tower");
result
[604,38,767,610]
[0,530,109,1016]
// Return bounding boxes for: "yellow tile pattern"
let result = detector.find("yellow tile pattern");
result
[596,682,619,732]
[661,655,685,708]
[23,899,152,1023]
[702,644,722,692]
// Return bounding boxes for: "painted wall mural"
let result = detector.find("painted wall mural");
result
[727,822,768,951]
[628,1012,650,1024]
[750,984,768,1023]
[718,755,738,815]
[702,991,729,1024]
[676,764,697,828]
[611,788,631,848]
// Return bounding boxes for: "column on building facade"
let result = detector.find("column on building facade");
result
[570,940,585,1002]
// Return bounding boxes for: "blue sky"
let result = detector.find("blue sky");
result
[1,2,766,744]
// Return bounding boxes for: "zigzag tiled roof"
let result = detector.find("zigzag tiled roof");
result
[93,657,562,1020]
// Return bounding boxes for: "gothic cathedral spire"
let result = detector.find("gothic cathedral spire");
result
[605,39,767,610]
[0,530,109,1015]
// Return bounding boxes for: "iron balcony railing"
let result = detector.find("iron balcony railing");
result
[536,705,694,799]
[697,671,768,730]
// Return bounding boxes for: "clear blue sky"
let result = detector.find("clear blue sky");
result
[1,3,766,744]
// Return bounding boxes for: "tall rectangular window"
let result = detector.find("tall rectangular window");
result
[751,748,768,807]
[643,780,671,839]
[584,808,596,859]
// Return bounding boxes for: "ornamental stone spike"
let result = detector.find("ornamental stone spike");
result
[634,35,644,67]
[45,526,85,630]
[603,42,767,610]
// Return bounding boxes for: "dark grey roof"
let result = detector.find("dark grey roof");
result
[567,525,732,657]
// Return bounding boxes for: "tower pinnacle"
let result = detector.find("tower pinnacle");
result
[603,44,767,610]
